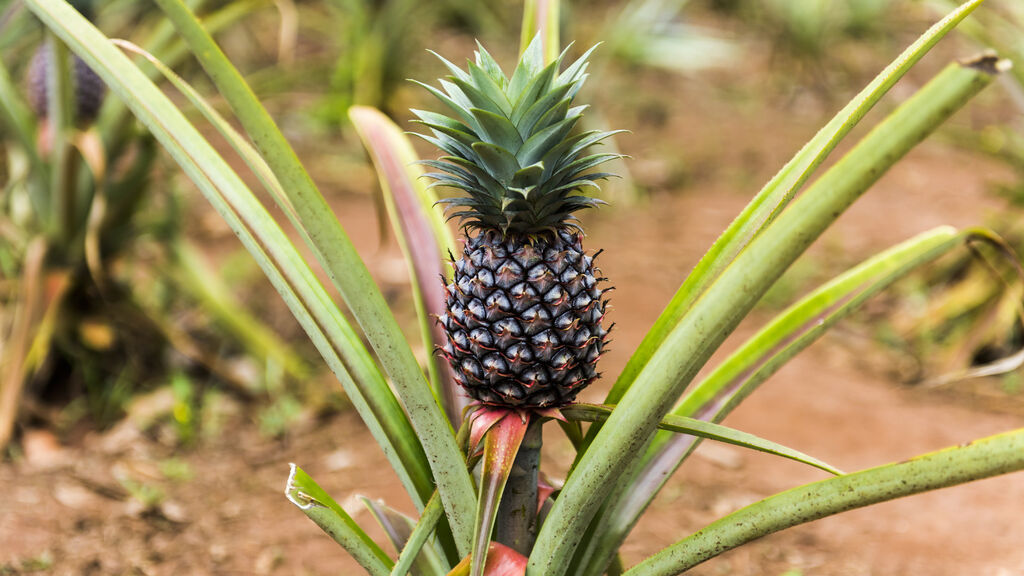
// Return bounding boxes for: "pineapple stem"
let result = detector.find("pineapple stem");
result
[46,35,77,243]
[494,416,543,554]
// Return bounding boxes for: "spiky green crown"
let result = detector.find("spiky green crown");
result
[413,37,622,237]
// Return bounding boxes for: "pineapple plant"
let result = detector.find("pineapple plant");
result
[29,0,1024,574]
[420,40,620,407]
[0,0,305,453]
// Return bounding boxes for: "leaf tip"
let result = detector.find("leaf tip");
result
[285,463,317,510]
[958,52,1012,75]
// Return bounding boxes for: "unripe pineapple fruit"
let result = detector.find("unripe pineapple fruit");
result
[27,46,106,125]
[418,39,621,407]
[26,1,104,125]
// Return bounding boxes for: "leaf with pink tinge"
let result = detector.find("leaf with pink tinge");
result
[468,406,525,457]
[533,406,565,422]
[448,543,528,576]
[466,406,562,458]
[350,106,465,427]
[536,475,559,516]
[470,413,529,576]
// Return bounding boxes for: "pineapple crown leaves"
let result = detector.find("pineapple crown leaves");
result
[411,36,625,237]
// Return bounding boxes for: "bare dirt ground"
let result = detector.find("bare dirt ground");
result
[4,26,1024,576]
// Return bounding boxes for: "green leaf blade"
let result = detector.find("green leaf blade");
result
[563,404,841,475]
[285,465,394,576]
[21,0,441,538]
[536,31,1003,576]
[391,492,447,576]
[148,0,477,551]
[570,225,979,576]
[592,0,992,436]
[361,496,447,576]
[623,428,1024,575]
[466,61,513,116]
[471,142,521,185]
[471,108,524,152]
[350,106,465,427]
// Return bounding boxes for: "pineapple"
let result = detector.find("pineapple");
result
[26,0,105,125]
[26,48,106,125]
[416,39,621,407]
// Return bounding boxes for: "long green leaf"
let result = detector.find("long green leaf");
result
[0,57,39,163]
[361,496,447,576]
[574,226,990,576]
[587,0,991,447]
[927,0,1024,88]
[349,105,465,427]
[97,0,253,155]
[679,226,1018,420]
[285,465,394,576]
[150,0,476,547]
[22,0,437,519]
[392,492,447,576]
[623,428,1024,576]
[0,56,47,222]
[108,35,433,508]
[109,39,300,224]
[562,404,841,475]
[532,54,1003,576]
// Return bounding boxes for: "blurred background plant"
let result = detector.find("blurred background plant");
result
[926,0,1024,195]
[593,0,741,75]
[684,0,923,94]
[0,0,313,453]
[853,0,1024,394]
[300,0,502,128]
